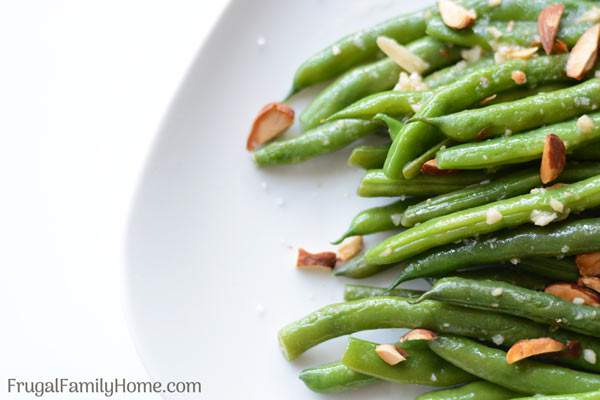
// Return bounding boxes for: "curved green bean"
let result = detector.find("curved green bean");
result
[348,145,389,169]
[343,284,424,301]
[511,391,600,400]
[298,361,376,393]
[416,381,519,400]
[518,257,580,282]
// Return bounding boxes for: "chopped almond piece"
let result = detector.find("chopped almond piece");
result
[506,338,566,364]
[377,36,430,74]
[375,344,407,366]
[400,329,438,343]
[538,4,565,54]
[579,277,600,294]
[576,253,600,277]
[511,70,527,85]
[545,283,600,307]
[421,159,457,175]
[540,134,566,184]
[438,0,477,30]
[338,236,363,262]
[296,248,337,272]
[566,24,600,80]
[246,103,294,151]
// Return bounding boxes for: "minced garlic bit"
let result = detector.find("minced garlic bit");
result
[584,349,598,364]
[486,208,503,225]
[430,373,438,382]
[410,103,422,113]
[579,6,600,23]
[461,46,482,63]
[495,46,538,63]
[390,213,403,226]
[377,36,430,74]
[491,288,504,297]
[561,245,570,254]
[507,20,515,32]
[395,71,429,92]
[530,209,558,226]
[511,70,527,85]
[577,115,595,134]
[573,297,586,305]
[550,199,565,213]
[510,258,521,265]
[492,334,504,345]
[488,0,502,7]
[487,26,503,39]
[332,45,341,56]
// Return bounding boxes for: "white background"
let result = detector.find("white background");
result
[0,1,227,398]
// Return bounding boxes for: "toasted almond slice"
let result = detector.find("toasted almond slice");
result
[538,4,565,54]
[545,283,600,307]
[438,0,477,29]
[540,134,566,184]
[553,39,569,54]
[400,329,438,343]
[511,70,527,85]
[296,248,337,271]
[576,253,600,277]
[376,36,430,74]
[566,24,600,80]
[580,277,600,294]
[246,103,294,151]
[338,236,364,262]
[375,344,407,366]
[421,159,457,176]
[506,338,566,364]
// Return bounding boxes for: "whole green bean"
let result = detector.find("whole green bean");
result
[342,337,475,387]
[511,391,600,400]
[298,361,376,393]
[343,284,424,301]
[366,175,600,267]
[518,257,580,282]
[420,278,600,338]
[358,169,489,197]
[290,10,429,95]
[436,113,600,170]
[348,145,389,169]
[300,37,460,130]
[278,296,600,372]
[333,198,417,244]
[402,164,600,227]
[422,79,600,142]
[416,381,519,400]
[253,119,382,166]
[429,335,600,395]
[384,55,571,179]
[451,267,552,291]
[334,253,393,278]
[392,218,600,286]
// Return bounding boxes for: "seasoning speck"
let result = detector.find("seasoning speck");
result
[584,349,597,364]
[491,288,504,297]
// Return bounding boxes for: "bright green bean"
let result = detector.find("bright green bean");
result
[298,361,376,393]
[424,57,495,89]
[348,145,389,169]
[416,381,519,400]
[343,284,424,301]
[403,139,453,179]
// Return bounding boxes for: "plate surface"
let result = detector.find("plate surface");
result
[126,1,434,398]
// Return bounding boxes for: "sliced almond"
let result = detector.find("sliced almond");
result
[400,329,438,343]
[576,253,600,277]
[540,134,566,184]
[506,338,566,364]
[421,159,457,175]
[377,36,430,74]
[246,103,294,151]
[538,4,565,54]
[511,70,527,85]
[296,248,337,272]
[566,23,600,80]
[375,344,407,366]
[579,277,600,294]
[438,0,477,29]
[545,283,600,307]
[338,236,364,262]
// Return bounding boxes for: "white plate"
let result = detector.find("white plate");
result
[126,1,434,399]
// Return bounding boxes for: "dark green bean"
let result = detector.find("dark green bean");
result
[451,267,552,291]
[429,335,600,395]
[518,257,580,282]
[416,381,519,400]
[420,278,600,338]
[573,142,600,161]
[343,284,424,301]
[298,361,376,393]
[348,145,389,169]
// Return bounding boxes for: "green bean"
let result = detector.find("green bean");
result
[573,142,600,161]
[348,145,389,169]
[437,114,600,170]
[511,391,600,400]
[384,55,571,179]
[358,169,489,197]
[487,83,571,106]
[289,10,429,95]
[451,267,552,291]
[391,218,600,286]
[422,79,600,142]
[366,174,600,267]
[253,119,382,166]
[403,139,453,180]
[300,37,460,130]
[343,284,424,301]
[402,164,600,227]
[334,253,390,278]
[278,296,600,372]
[420,278,600,338]
[342,337,476,387]
[416,381,519,400]
[374,113,404,140]
[429,335,600,395]
[424,57,495,89]
[333,198,417,244]
[298,361,376,393]
[518,257,580,282]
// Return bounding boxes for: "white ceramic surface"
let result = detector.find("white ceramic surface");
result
[126,1,434,398]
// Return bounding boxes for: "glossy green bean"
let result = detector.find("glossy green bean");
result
[358,169,489,197]
[420,278,600,338]
[402,164,600,227]
[403,139,453,180]
[348,145,389,169]
[451,267,552,291]
[333,198,417,244]
[423,79,600,142]
[511,391,600,400]
[343,284,424,301]
[290,10,429,95]
[298,361,376,393]
[424,57,495,89]
[342,337,475,387]
[392,218,600,286]
[300,37,460,130]
[334,253,391,278]
[384,55,571,179]
[416,381,519,400]
[429,335,600,395]
[366,175,600,267]
[518,257,580,282]
[374,113,404,140]
[436,113,600,170]
[253,119,382,166]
